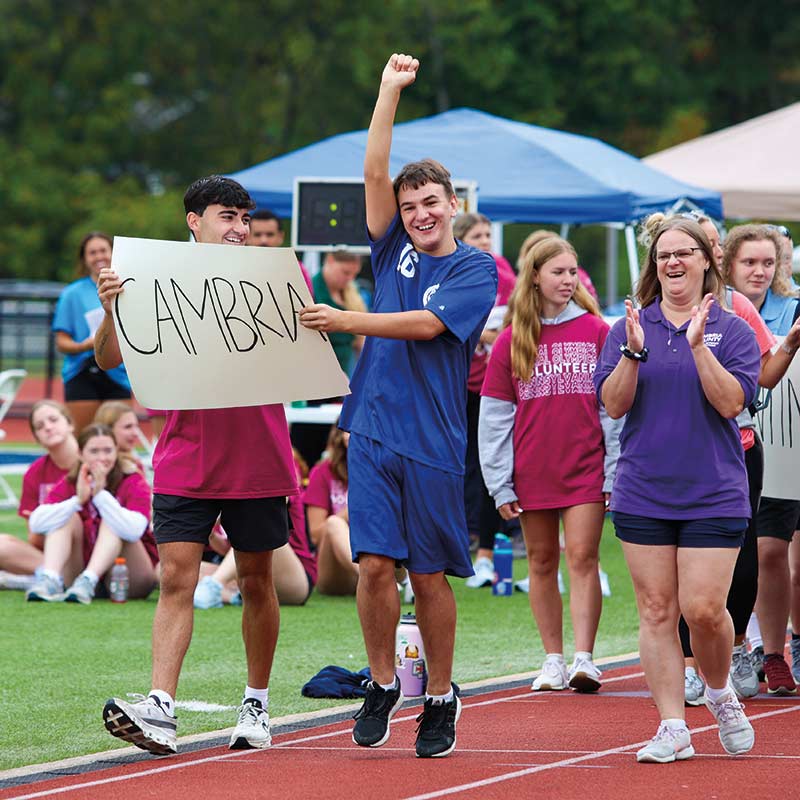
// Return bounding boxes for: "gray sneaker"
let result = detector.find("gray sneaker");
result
[25,573,63,602]
[684,668,706,706]
[790,639,800,685]
[64,573,95,605]
[636,723,694,763]
[705,688,754,755]
[750,645,765,682]
[730,644,759,698]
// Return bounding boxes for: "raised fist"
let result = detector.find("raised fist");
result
[381,53,419,90]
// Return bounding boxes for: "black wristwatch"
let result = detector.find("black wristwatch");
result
[619,343,649,362]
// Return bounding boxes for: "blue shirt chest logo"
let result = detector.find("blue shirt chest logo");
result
[397,243,419,278]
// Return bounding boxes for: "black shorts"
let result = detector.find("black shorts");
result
[756,497,800,542]
[64,359,131,402]
[153,494,289,552]
[612,512,747,548]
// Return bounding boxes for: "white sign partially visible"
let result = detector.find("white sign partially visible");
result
[756,336,800,501]
[111,236,350,410]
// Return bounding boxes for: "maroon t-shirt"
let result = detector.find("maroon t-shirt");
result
[303,460,348,516]
[19,455,69,519]
[482,314,609,510]
[152,407,297,499]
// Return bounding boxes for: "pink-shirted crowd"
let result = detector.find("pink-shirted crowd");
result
[1,52,799,767]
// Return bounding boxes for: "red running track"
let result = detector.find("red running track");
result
[3,664,800,800]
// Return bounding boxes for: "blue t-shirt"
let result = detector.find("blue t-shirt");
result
[593,298,760,519]
[759,288,799,336]
[340,215,496,474]
[52,276,131,390]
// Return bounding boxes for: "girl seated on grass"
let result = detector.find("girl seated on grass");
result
[25,423,158,604]
[0,400,80,589]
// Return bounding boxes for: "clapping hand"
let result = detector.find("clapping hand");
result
[687,293,714,350]
[381,53,419,91]
[624,299,644,353]
[76,463,93,505]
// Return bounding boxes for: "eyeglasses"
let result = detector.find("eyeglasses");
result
[768,225,791,238]
[655,247,703,264]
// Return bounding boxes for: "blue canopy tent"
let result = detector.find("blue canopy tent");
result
[231,108,722,299]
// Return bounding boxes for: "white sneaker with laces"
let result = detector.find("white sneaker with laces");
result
[25,572,63,602]
[465,557,494,589]
[514,576,529,593]
[64,573,96,605]
[729,644,759,698]
[532,657,568,691]
[230,698,271,749]
[684,667,706,706]
[705,687,755,755]
[103,693,177,755]
[568,654,602,693]
[636,722,694,763]
[598,567,611,597]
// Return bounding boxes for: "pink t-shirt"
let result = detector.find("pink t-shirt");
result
[481,314,609,510]
[732,290,776,451]
[468,254,517,393]
[152,407,297,499]
[303,460,348,516]
[287,493,317,585]
[19,455,69,519]
[46,472,159,568]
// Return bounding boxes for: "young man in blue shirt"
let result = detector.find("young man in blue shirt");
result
[299,53,496,758]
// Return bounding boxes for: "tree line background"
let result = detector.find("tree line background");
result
[1,0,798,282]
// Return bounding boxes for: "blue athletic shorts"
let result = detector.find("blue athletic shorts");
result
[347,433,473,577]
[612,512,747,548]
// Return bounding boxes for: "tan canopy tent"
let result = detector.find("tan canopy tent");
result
[644,102,800,221]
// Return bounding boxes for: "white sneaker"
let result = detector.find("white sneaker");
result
[103,693,177,755]
[465,557,494,589]
[557,569,566,594]
[25,572,63,602]
[229,698,271,749]
[194,575,223,609]
[532,657,568,691]
[705,687,755,755]
[730,644,759,698]
[568,655,602,693]
[636,722,694,763]
[0,570,36,591]
[684,667,706,706]
[514,576,529,593]
[64,573,96,605]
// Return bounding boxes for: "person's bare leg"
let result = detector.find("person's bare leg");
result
[235,549,279,689]
[271,543,309,605]
[66,400,101,435]
[316,518,359,595]
[357,554,399,685]
[755,537,791,655]
[411,571,455,695]
[561,503,604,653]
[790,534,800,635]
[150,541,204,697]
[621,541,684,720]
[83,521,123,578]
[116,539,157,599]
[678,547,739,689]
[41,515,83,580]
[521,510,562,652]
[0,535,44,574]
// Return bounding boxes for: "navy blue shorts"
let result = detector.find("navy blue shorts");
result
[347,433,473,577]
[612,512,747,548]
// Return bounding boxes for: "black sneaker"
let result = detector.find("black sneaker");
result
[415,690,462,758]
[352,680,404,747]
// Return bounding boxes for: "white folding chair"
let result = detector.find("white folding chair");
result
[0,369,28,509]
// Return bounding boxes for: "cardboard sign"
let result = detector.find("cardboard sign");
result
[110,237,350,409]
[756,336,800,500]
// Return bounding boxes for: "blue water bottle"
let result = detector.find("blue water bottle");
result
[492,533,513,596]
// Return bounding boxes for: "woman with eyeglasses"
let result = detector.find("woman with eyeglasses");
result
[722,224,800,697]
[674,213,794,704]
[595,214,761,762]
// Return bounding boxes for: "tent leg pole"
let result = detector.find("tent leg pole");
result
[624,225,639,295]
[605,227,618,308]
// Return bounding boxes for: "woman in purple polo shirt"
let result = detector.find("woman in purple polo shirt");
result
[594,215,761,763]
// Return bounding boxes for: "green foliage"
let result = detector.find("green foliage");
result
[1,1,798,280]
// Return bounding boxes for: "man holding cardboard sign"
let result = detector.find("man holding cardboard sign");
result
[96,176,297,755]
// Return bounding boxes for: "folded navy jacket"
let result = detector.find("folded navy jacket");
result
[301,665,372,699]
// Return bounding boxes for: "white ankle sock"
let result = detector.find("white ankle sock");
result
[427,688,454,705]
[574,651,592,662]
[545,653,564,662]
[705,685,730,703]
[149,689,175,715]
[378,677,398,691]
[662,718,688,731]
[80,569,99,587]
[244,686,268,706]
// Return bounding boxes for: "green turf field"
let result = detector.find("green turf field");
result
[0,470,639,771]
